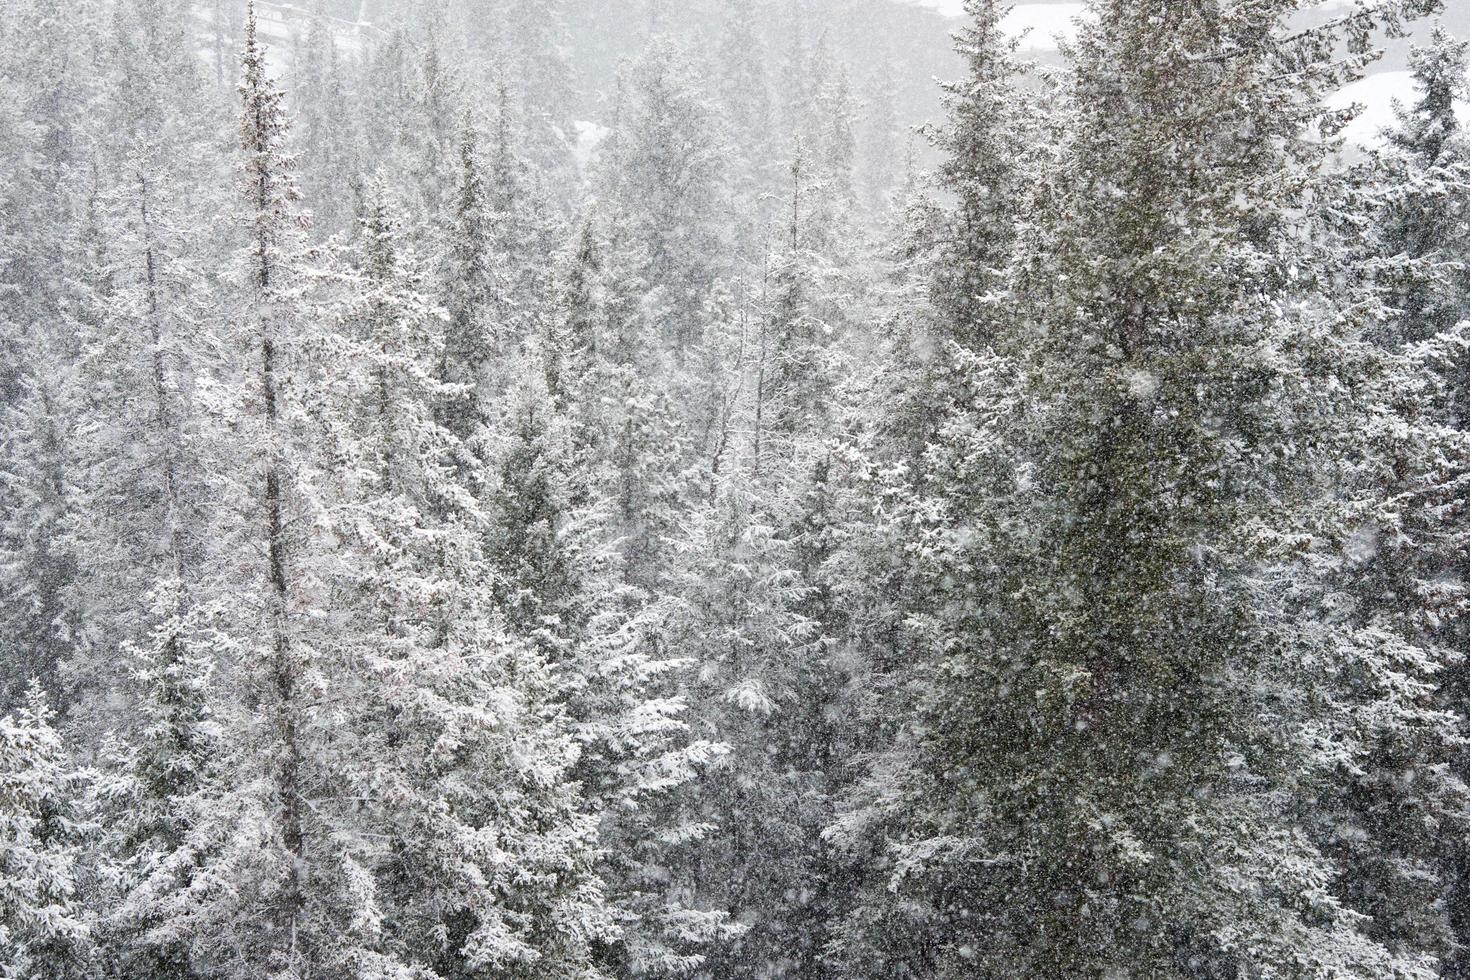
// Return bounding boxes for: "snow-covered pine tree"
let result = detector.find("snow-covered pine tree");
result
[150,10,380,973]
[63,0,229,738]
[0,346,83,709]
[309,179,616,979]
[562,214,690,595]
[834,0,1458,976]
[293,2,358,238]
[89,581,222,980]
[1370,24,1470,382]
[485,82,565,360]
[489,297,735,977]
[657,477,833,978]
[0,18,45,410]
[0,0,107,709]
[802,38,859,259]
[1344,24,1470,970]
[926,0,1028,348]
[0,681,93,979]
[220,11,321,965]
[68,11,232,972]
[600,36,729,354]
[432,84,561,448]
[750,155,849,475]
[714,0,775,260]
[437,109,508,474]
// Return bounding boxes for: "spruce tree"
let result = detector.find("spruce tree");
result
[156,11,378,973]
[834,1,1457,976]
[1355,24,1470,971]
[0,682,93,979]
[601,37,729,353]
[322,181,615,979]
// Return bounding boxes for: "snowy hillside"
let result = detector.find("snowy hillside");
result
[905,0,1470,142]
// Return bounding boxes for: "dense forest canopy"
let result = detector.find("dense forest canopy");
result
[5,1,1470,978]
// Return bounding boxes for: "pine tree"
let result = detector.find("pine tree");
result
[1373,25,1470,357]
[228,11,317,965]
[858,61,900,216]
[500,280,735,977]
[294,2,358,238]
[90,582,222,979]
[0,681,93,979]
[0,63,43,410]
[833,0,1458,976]
[714,0,774,258]
[0,0,107,709]
[324,180,615,979]
[601,37,729,353]
[927,0,1029,347]
[155,11,379,973]
[660,480,830,978]
[0,355,82,708]
[803,36,858,258]
[1352,24,1470,971]
[559,214,691,595]
[64,0,228,736]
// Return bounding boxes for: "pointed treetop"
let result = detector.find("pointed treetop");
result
[1392,23,1470,163]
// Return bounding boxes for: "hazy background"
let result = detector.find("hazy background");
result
[232,0,1470,172]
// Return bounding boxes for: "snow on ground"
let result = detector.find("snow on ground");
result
[1001,3,1086,51]
[1330,71,1470,146]
[899,0,1457,146]
[573,120,610,171]
[901,0,1085,50]
[1332,71,1415,146]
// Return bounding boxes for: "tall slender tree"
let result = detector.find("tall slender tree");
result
[834,1,1457,976]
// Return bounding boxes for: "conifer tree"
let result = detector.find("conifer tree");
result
[0,682,93,979]
[1374,25,1470,354]
[317,181,616,979]
[660,480,830,978]
[927,0,1028,346]
[294,3,358,237]
[0,358,82,708]
[90,582,222,979]
[64,0,228,736]
[435,112,502,489]
[1351,25,1470,969]
[507,268,737,977]
[834,1,1457,976]
[715,0,774,256]
[601,37,729,352]
[156,11,378,973]
[0,0,106,709]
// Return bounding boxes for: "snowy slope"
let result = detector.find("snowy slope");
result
[898,0,1469,145]
[901,0,1083,48]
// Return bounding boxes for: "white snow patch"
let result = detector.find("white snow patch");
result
[900,0,1087,51]
[1344,527,1380,565]
[1124,369,1160,401]
[1330,71,1470,146]
[1332,71,1415,146]
[1002,3,1087,51]
[573,120,610,172]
